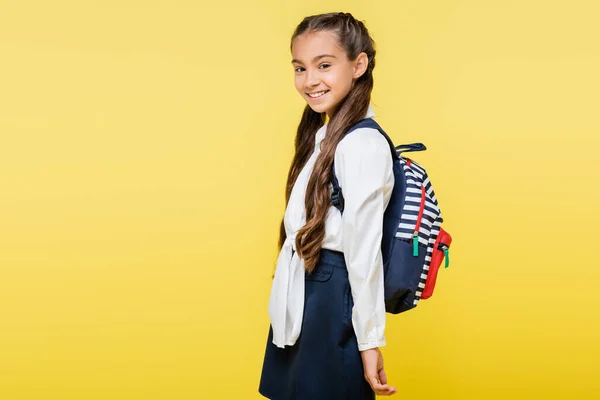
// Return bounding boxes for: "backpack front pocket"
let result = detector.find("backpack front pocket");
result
[421,227,452,299]
[384,237,428,313]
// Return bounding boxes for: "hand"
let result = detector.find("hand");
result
[360,347,397,396]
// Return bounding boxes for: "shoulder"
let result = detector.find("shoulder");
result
[336,126,391,157]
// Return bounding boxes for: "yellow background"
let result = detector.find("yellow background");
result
[1,0,599,399]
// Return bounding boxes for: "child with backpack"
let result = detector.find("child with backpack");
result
[259,12,452,400]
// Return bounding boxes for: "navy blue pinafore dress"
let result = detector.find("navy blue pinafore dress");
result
[258,248,375,400]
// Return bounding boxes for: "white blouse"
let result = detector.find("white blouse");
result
[268,103,395,351]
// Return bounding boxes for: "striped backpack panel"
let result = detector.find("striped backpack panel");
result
[394,155,452,308]
[331,118,453,315]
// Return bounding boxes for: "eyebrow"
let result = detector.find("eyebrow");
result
[291,54,337,64]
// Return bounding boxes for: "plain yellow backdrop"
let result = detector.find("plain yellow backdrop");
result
[1,0,599,399]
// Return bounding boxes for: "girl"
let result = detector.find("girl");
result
[259,12,397,399]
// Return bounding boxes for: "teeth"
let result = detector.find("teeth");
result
[308,91,328,98]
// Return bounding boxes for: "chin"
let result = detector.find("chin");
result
[309,105,324,113]
[308,102,332,114]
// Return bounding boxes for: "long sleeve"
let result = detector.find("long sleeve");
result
[334,127,395,351]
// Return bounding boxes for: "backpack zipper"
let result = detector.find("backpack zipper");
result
[439,244,450,268]
[413,185,426,256]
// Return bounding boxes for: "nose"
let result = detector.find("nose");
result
[305,68,320,89]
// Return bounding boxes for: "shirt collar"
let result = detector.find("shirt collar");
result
[315,103,376,148]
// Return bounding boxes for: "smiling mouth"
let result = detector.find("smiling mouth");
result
[307,90,329,98]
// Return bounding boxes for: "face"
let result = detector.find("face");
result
[291,30,368,119]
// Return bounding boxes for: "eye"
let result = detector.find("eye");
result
[319,63,331,69]
[294,66,304,73]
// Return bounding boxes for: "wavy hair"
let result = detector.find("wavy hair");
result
[278,12,376,273]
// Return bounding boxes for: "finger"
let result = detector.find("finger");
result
[385,385,398,396]
[378,367,388,385]
[367,375,396,396]
[377,368,397,396]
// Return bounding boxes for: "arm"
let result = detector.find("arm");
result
[334,127,394,351]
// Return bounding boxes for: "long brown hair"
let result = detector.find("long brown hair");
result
[278,12,377,273]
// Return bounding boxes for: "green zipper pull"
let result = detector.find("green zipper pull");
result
[413,233,419,256]
[443,248,450,268]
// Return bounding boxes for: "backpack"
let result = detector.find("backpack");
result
[331,118,453,314]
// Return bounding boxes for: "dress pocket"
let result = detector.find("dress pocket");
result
[305,263,334,282]
[421,227,452,299]
[343,283,352,324]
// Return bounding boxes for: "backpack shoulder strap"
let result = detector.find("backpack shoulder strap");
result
[347,118,399,158]
[331,118,398,213]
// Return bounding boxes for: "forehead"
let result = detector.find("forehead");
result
[291,30,345,62]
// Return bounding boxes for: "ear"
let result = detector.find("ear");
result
[352,52,369,79]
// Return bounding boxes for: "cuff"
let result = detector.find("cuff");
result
[358,336,386,352]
